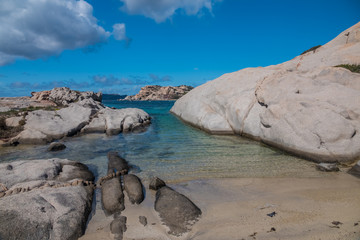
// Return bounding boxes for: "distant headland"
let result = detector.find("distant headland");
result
[124,85,193,101]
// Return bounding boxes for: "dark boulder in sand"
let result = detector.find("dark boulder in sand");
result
[139,216,147,226]
[101,177,125,214]
[154,186,201,236]
[48,142,67,152]
[110,215,127,240]
[123,174,144,204]
[149,176,166,190]
[107,152,129,175]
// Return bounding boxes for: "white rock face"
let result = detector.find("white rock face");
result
[48,87,102,106]
[11,99,150,144]
[82,108,151,135]
[5,116,23,127]
[171,22,360,163]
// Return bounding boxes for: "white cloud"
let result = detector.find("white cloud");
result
[120,0,220,23]
[0,0,126,65]
[113,23,127,41]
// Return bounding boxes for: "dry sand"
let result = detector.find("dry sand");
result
[80,172,360,240]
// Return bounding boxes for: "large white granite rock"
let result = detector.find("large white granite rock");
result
[10,99,150,144]
[171,22,360,163]
[81,108,151,135]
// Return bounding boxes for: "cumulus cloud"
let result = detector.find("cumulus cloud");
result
[113,23,127,41]
[0,0,126,65]
[120,0,221,22]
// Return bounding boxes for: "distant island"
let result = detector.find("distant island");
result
[124,85,193,101]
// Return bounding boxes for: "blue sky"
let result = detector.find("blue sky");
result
[0,0,359,97]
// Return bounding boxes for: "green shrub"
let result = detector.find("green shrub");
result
[335,64,360,73]
[301,45,322,55]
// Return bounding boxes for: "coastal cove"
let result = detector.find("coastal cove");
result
[0,100,329,182]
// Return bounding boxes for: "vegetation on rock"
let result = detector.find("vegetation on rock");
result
[335,64,360,73]
[301,45,322,55]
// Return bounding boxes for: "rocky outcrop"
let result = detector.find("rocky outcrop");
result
[97,155,201,237]
[31,87,102,106]
[171,22,360,163]
[5,98,150,145]
[0,159,94,240]
[81,107,150,135]
[125,85,193,101]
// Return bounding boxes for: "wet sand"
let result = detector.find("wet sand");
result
[80,172,360,240]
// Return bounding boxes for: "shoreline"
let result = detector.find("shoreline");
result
[80,172,360,240]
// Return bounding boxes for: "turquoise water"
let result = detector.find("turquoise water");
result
[0,101,321,182]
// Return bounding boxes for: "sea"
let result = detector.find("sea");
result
[0,100,323,182]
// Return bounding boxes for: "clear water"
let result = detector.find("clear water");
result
[0,100,321,182]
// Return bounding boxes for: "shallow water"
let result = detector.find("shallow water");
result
[0,100,321,182]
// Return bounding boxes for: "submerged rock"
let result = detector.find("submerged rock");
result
[107,152,129,175]
[0,159,94,240]
[154,186,201,236]
[48,142,66,152]
[123,174,144,204]
[171,22,360,163]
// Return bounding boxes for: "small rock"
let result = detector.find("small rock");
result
[47,142,66,152]
[6,165,13,171]
[267,212,277,217]
[316,163,339,172]
[149,177,166,190]
[123,174,144,204]
[332,221,343,226]
[139,216,147,226]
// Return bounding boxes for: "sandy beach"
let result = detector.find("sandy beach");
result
[80,171,360,240]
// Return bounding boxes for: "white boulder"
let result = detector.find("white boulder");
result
[171,22,360,163]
